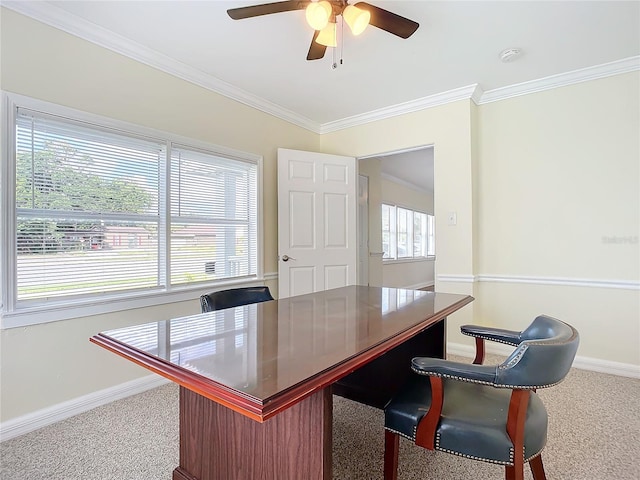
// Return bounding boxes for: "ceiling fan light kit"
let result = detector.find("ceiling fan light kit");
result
[227,1,420,61]
[342,4,370,35]
[305,1,332,30]
[316,22,338,47]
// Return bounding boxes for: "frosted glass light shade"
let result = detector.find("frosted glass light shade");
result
[343,4,370,35]
[305,1,332,30]
[316,22,337,47]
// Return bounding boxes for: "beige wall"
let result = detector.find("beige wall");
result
[0,9,318,421]
[382,178,434,214]
[474,73,640,365]
[1,9,638,424]
[323,73,639,367]
[321,101,478,345]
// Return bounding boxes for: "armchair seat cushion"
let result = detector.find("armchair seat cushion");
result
[385,374,548,465]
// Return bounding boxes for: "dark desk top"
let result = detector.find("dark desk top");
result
[91,286,473,421]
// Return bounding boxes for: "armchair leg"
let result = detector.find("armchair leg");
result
[505,465,524,480]
[529,455,547,480]
[473,337,486,364]
[384,430,400,480]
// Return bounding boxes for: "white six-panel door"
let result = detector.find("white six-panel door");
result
[277,148,357,298]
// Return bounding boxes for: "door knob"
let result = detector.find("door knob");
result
[281,255,295,262]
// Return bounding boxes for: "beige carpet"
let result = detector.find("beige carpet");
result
[1,357,639,479]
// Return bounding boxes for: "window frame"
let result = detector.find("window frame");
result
[381,202,435,263]
[1,92,265,328]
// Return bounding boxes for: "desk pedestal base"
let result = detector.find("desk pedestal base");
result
[173,386,332,480]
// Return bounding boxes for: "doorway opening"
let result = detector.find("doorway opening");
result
[357,146,435,289]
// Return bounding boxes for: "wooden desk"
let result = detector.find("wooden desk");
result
[91,286,473,480]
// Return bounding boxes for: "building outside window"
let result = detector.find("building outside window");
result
[2,94,262,327]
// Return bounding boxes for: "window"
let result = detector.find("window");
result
[2,95,261,326]
[170,146,257,285]
[381,203,434,261]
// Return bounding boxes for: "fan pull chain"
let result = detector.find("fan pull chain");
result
[332,16,345,69]
[340,16,344,66]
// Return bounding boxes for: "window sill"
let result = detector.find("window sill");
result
[383,256,435,265]
[1,276,267,329]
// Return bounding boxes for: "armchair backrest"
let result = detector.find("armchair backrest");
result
[495,315,579,389]
[200,286,274,313]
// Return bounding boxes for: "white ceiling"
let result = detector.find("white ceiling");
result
[6,0,639,131]
[4,1,638,191]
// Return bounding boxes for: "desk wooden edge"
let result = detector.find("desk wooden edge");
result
[90,294,474,422]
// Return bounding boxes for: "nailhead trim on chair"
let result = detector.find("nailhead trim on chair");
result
[383,428,546,466]
[410,367,568,390]
[498,345,528,369]
[461,331,519,346]
[435,432,514,466]
[461,327,578,349]
[385,426,416,442]
[412,369,495,386]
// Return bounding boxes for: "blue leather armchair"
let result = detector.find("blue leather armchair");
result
[383,315,579,480]
[200,286,274,313]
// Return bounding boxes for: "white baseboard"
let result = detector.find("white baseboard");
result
[447,342,640,379]
[0,374,169,442]
[3,344,638,442]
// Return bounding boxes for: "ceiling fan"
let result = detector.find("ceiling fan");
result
[227,1,419,61]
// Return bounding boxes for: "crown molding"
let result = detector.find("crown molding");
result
[478,56,640,104]
[319,84,482,134]
[4,2,638,134]
[1,0,321,134]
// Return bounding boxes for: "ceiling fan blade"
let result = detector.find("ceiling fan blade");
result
[227,1,309,20]
[307,30,327,60]
[354,2,419,39]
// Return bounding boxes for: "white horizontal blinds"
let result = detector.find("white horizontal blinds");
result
[427,215,436,257]
[381,203,396,259]
[413,211,427,257]
[397,207,412,258]
[15,109,162,301]
[170,147,258,285]
[382,204,433,260]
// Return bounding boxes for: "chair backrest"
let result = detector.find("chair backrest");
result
[200,286,274,313]
[496,315,579,389]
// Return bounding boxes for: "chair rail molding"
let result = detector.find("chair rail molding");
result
[437,274,639,290]
[436,274,477,283]
[476,274,639,290]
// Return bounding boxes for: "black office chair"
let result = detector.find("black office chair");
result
[200,286,274,313]
[383,315,579,480]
